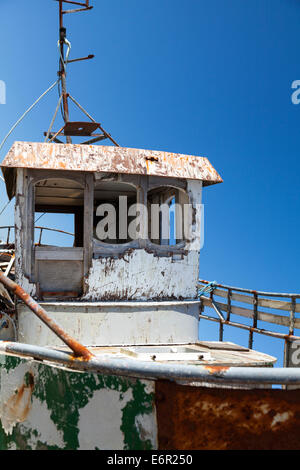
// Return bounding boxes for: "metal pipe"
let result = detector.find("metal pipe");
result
[63,6,93,14]
[0,273,93,360]
[66,55,94,64]
[35,226,74,237]
[2,341,300,386]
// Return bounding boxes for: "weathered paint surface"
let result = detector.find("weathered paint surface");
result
[84,250,200,301]
[17,301,200,347]
[13,166,202,302]
[83,179,202,303]
[156,380,300,450]
[1,142,222,200]
[14,171,36,298]
[3,357,300,451]
[0,356,157,450]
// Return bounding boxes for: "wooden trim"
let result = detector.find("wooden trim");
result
[201,297,300,329]
[83,173,94,286]
[35,247,84,261]
[201,286,300,314]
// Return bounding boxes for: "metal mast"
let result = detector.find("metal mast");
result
[46,0,119,146]
[0,0,119,153]
[58,0,71,142]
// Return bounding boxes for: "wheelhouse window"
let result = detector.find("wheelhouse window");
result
[34,178,84,248]
[93,180,138,245]
[147,187,190,247]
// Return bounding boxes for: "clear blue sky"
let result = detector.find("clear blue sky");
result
[0,0,299,364]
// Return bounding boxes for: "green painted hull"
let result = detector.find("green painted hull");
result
[0,356,157,450]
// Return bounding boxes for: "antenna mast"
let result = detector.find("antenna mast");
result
[45,0,119,146]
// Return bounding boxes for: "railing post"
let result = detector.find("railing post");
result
[248,292,258,350]
[210,290,224,342]
[226,288,232,322]
[6,227,10,245]
[38,228,44,246]
[284,296,296,368]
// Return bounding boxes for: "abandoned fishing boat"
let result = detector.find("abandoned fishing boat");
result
[0,0,300,451]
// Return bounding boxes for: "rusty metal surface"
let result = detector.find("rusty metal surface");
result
[63,121,100,136]
[1,142,223,198]
[156,380,300,450]
[0,272,93,360]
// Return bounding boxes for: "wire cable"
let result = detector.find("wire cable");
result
[0,79,59,153]
[0,200,11,217]
[44,94,63,142]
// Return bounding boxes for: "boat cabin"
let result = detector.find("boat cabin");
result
[1,141,223,347]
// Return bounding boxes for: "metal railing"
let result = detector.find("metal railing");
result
[198,280,300,367]
[0,226,74,246]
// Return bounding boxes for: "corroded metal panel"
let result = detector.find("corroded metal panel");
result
[156,381,300,450]
[1,142,222,199]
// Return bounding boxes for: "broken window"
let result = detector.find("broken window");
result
[93,180,138,245]
[33,177,85,299]
[147,187,190,246]
[34,178,84,248]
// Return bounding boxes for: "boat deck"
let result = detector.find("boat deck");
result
[63,341,277,368]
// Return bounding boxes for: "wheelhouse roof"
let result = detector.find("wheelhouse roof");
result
[1,141,223,199]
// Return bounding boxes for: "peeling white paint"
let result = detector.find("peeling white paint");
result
[14,170,36,298]
[135,412,157,449]
[186,180,203,252]
[78,388,133,450]
[7,441,17,450]
[84,250,199,301]
[0,360,66,447]
[135,380,157,449]
[16,273,36,299]
[21,397,65,449]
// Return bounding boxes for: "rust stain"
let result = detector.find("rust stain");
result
[5,373,34,426]
[156,381,300,450]
[203,365,230,375]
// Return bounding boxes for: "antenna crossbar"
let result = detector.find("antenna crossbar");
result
[55,0,90,7]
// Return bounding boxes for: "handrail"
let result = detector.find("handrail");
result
[199,279,300,299]
[0,225,75,245]
[198,280,300,367]
[2,341,300,386]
